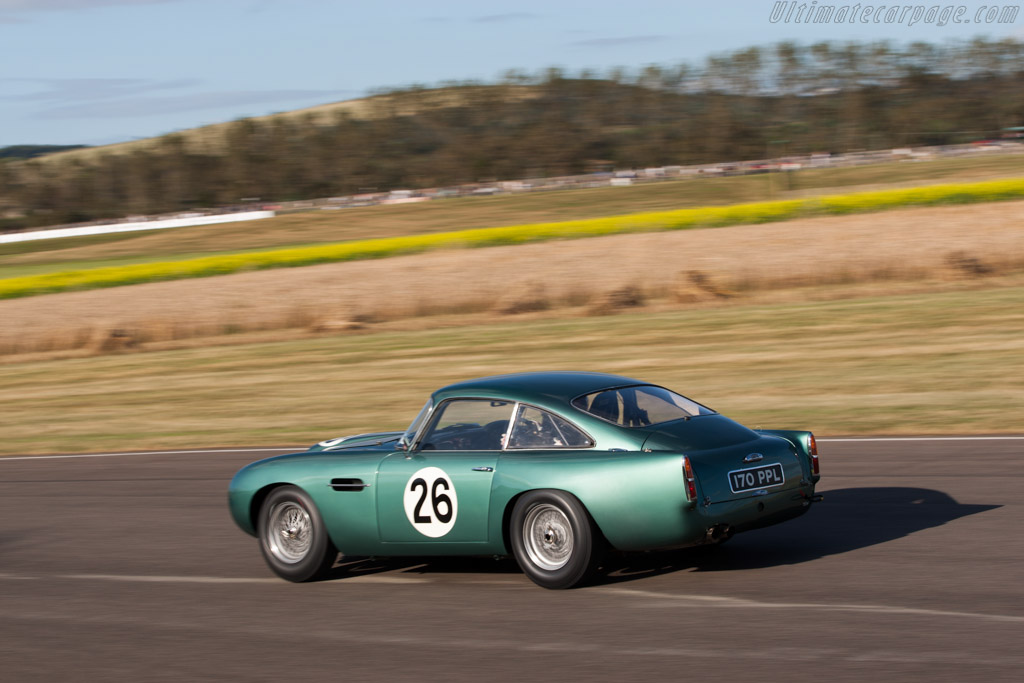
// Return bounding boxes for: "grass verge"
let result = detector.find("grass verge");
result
[3,176,1024,301]
[2,285,1022,455]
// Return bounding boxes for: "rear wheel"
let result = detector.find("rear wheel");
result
[257,486,337,582]
[510,490,604,589]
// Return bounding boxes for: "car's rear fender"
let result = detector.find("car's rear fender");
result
[499,488,610,556]
[756,429,819,483]
[491,451,700,552]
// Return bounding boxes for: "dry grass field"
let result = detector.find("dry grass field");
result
[3,177,1023,454]
[2,283,1022,455]
[2,200,1022,358]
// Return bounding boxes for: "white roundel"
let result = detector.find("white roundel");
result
[403,467,458,538]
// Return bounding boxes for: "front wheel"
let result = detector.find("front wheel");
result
[257,486,337,582]
[510,490,604,589]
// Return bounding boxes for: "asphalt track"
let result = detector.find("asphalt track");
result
[1,438,1022,682]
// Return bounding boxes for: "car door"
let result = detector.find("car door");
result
[375,398,513,544]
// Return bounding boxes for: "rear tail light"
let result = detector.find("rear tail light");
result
[809,433,820,475]
[682,456,697,501]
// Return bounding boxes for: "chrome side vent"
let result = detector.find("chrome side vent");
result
[329,478,369,491]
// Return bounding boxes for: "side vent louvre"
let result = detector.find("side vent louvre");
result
[329,478,369,491]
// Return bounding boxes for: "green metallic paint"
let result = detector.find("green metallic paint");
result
[757,429,822,484]
[376,451,498,545]
[229,450,387,552]
[306,431,403,453]
[489,450,696,551]
[228,372,820,560]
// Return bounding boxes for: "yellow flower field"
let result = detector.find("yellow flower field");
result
[2,177,1023,300]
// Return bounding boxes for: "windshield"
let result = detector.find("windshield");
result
[400,399,432,448]
[572,385,714,427]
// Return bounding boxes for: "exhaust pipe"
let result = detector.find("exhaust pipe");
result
[797,492,826,505]
[705,524,733,544]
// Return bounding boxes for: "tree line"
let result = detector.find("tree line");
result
[0,145,87,161]
[2,38,1023,230]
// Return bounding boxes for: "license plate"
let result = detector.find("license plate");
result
[728,463,785,493]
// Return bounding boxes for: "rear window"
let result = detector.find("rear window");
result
[572,385,714,427]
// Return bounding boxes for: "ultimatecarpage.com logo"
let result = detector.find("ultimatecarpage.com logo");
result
[769,2,1020,26]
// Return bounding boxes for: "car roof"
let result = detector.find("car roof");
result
[431,371,645,409]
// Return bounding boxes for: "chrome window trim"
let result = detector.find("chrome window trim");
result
[409,397,596,452]
[501,402,520,451]
[411,396,516,453]
[402,398,435,451]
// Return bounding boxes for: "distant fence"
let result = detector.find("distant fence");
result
[6,139,1023,240]
[269,140,1024,213]
[0,211,276,245]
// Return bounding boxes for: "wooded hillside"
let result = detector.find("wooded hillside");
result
[2,38,1022,230]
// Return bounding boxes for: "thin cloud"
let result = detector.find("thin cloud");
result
[571,35,673,48]
[0,0,177,23]
[474,12,538,23]
[0,1,177,11]
[1,78,201,103]
[36,89,346,118]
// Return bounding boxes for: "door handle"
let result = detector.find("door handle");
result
[471,466,494,472]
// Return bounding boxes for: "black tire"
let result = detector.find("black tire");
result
[257,485,337,582]
[510,490,604,589]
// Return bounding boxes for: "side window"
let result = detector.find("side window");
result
[507,405,594,449]
[418,399,514,451]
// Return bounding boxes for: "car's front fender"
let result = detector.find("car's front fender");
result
[228,450,388,552]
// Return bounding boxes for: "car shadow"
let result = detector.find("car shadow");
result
[594,486,999,585]
[318,487,998,586]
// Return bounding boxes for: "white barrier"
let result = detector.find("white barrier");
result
[0,211,276,245]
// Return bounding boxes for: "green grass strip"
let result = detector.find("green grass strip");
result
[3,176,1024,300]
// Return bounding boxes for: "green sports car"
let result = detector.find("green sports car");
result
[228,372,821,589]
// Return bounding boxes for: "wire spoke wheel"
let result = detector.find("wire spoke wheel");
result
[523,503,574,571]
[257,486,337,582]
[265,501,313,563]
[510,490,604,589]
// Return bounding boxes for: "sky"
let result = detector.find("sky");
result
[1,0,1022,147]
